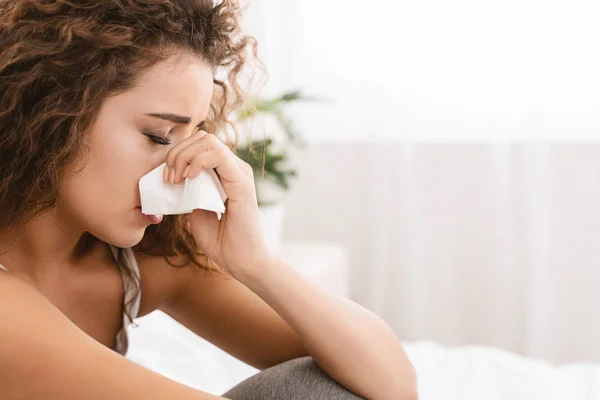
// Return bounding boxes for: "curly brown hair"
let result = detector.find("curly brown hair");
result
[0,0,260,324]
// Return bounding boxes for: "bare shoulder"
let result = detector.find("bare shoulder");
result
[0,271,220,400]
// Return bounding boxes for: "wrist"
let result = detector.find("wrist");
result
[233,250,281,289]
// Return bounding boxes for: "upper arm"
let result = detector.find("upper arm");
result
[0,273,220,400]
[156,257,310,370]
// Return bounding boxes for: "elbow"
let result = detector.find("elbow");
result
[376,382,418,400]
[402,362,419,400]
[401,387,419,400]
[385,361,419,400]
[389,381,418,400]
[395,377,419,400]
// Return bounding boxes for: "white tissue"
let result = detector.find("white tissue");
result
[139,162,228,219]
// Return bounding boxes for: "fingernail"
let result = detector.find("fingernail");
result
[182,164,191,179]
[169,168,175,184]
[163,165,169,183]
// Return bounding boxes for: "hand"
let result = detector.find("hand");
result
[163,131,271,278]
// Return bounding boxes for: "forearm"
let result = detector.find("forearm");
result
[236,255,418,400]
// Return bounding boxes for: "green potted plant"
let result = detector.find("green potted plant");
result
[235,89,316,250]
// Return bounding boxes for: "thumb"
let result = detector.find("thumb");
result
[187,209,221,237]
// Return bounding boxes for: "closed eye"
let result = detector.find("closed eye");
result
[144,132,172,146]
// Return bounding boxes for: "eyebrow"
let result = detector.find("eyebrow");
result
[146,112,205,128]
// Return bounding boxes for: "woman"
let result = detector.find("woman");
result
[0,1,417,399]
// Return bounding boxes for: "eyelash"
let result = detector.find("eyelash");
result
[143,123,205,146]
[144,132,172,146]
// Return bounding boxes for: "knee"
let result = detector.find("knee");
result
[223,356,364,400]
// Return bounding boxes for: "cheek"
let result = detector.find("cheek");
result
[88,130,153,196]
[68,140,140,211]
[63,156,125,214]
[76,115,170,216]
[60,150,150,247]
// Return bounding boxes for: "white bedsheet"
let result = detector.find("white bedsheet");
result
[405,341,600,400]
[127,312,600,399]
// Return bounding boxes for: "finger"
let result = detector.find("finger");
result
[187,208,220,240]
[236,158,254,178]
[163,130,209,183]
[184,148,247,191]
[170,134,237,184]
[169,139,209,184]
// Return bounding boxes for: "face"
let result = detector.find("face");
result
[59,53,214,248]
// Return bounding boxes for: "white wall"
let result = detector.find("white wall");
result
[245,0,600,142]
[241,1,600,364]
[283,143,600,364]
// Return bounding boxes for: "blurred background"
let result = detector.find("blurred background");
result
[241,0,600,364]
[129,1,600,397]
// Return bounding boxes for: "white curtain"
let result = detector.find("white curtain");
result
[283,143,600,364]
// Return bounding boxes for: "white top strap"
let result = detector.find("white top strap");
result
[0,264,8,272]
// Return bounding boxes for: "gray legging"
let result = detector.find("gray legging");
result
[222,357,364,400]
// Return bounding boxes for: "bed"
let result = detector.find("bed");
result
[127,311,600,399]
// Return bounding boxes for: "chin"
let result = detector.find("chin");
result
[109,235,145,249]
[90,225,146,249]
